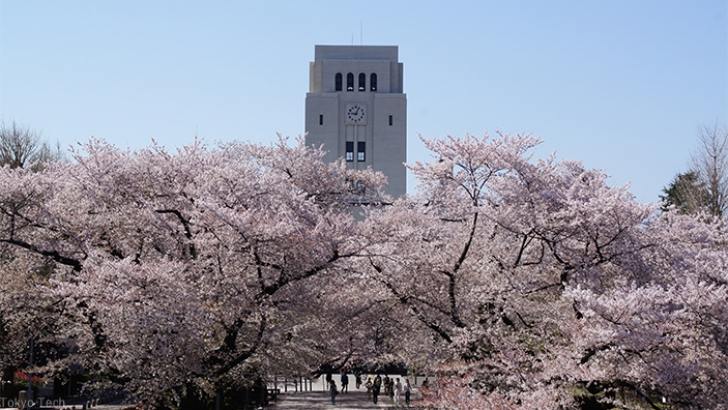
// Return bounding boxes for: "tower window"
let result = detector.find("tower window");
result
[335,73,342,91]
[357,141,366,162]
[358,73,366,91]
[346,73,354,91]
[346,141,354,161]
[370,73,377,91]
[319,114,324,125]
[388,115,393,126]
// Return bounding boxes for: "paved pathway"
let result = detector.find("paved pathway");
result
[271,391,422,409]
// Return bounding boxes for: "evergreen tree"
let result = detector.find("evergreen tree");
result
[660,171,709,214]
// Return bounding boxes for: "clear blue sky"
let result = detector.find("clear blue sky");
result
[1,1,726,202]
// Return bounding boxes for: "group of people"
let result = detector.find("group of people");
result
[364,374,412,405]
[327,371,424,406]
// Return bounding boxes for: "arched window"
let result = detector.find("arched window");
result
[335,73,342,91]
[346,73,354,91]
[358,73,366,91]
[370,73,377,91]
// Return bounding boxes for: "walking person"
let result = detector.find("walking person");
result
[388,377,395,401]
[341,372,349,393]
[365,377,373,400]
[404,378,412,405]
[394,378,403,405]
[373,374,382,404]
[329,379,338,405]
[355,373,362,390]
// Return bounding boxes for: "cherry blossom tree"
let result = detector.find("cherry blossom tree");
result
[0,128,65,397]
[0,137,386,407]
[362,133,728,409]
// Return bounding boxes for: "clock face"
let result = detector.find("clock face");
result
[345,104,367,124]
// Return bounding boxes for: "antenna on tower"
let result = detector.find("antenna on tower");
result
[351,33,354,45]
[360,21,363,45]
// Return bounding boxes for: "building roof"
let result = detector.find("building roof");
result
[314,45,398,61]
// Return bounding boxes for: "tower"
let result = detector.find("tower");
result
[305,45,406,197]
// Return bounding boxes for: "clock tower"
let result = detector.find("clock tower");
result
[305,45,406,197]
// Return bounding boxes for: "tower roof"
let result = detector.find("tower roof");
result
[314,45,398,61]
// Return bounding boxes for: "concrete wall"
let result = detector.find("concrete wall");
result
[305,93,339,164]
[372,93,406,197]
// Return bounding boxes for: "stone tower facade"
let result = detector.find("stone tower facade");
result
[305,45,406,197]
